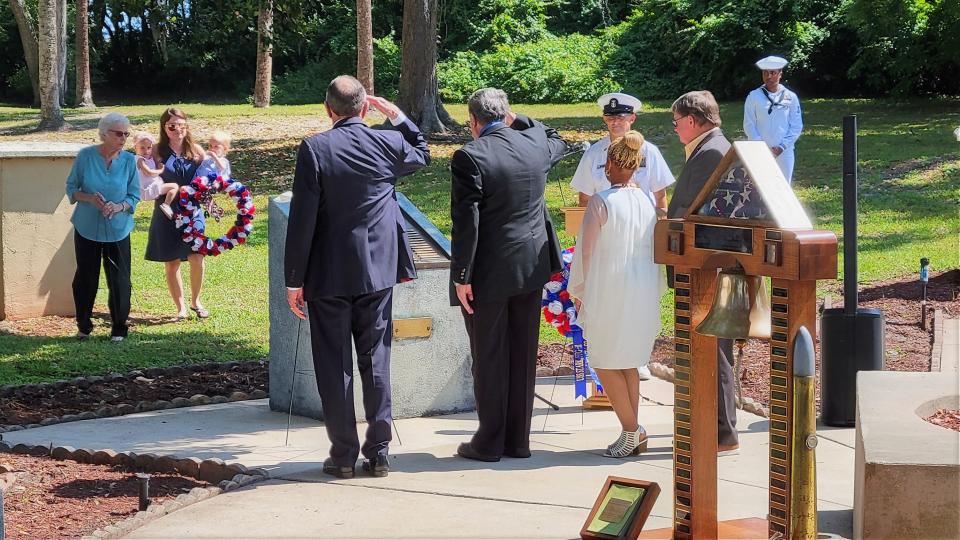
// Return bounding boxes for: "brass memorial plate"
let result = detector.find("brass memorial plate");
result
[393,317,432,339]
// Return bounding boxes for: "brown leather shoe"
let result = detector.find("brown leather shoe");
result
[717,443,740,456]
[322,457,355,479]
[457,442,500,462]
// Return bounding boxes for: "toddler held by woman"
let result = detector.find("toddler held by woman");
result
[133,132,179,219]
[199,130,233,179]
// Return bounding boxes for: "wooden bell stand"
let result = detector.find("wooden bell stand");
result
[562,205,614,410]
[642,142,837,539]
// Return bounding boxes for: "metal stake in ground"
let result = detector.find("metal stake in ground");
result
[135,473,151,511]
[920,257,930,329]
[285,317,304,446]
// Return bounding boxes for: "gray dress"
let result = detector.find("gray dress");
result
[144,150,203,262]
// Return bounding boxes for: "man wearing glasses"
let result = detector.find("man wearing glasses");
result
[667,90,740,456]
[743,56,803,183]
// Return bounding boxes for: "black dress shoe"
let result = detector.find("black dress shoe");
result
[503,447,531,458]
[457,442,500,462]
[362,455,390,477]
[322,457,355,479]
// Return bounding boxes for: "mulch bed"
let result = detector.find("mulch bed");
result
[925,409,960,432]
[1,361,268,427]
[536,271,960,409]
[0,453,211,539]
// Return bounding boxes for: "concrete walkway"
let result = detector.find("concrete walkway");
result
[2,377,856,539]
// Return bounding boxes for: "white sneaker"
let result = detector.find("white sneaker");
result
[637,365,652,381]
[110,336,125,343]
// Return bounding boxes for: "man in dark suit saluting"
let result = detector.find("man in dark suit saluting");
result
[285,75,430,479]
[669,90,740,456]
[450,88,567,462]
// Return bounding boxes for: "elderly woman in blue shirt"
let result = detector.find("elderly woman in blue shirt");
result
[65,112,140,342]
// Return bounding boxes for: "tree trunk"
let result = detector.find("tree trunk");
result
[38,0,65,129]
[253,0,273,108]
[148,0,168,62]
[56,0,67,107]
[75,0,95,107]
[8,0,41,106]
[397,0,454,136]
[356,0,374,93]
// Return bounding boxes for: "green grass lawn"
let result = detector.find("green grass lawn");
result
[0,98,957,383]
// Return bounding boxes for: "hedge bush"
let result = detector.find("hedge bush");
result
[439,33,620,103]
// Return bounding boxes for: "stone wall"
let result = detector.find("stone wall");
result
[0,142,87,320]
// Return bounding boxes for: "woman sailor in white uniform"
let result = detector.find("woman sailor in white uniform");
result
[743,55,803,183]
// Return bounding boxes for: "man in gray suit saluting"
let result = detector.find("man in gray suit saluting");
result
[285,75,430,479]
[668,90,740,456]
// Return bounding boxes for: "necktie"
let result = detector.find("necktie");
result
[761,88,785,115]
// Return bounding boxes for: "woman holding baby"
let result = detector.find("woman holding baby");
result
[144,107,229,320]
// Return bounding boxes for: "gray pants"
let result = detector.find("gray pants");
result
[717,338,739,446]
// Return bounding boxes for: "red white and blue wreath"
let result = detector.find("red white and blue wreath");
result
[174,172,256,256]
[541,246,602,398]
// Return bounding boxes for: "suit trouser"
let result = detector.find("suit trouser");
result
[461,289,541,457]
[717,338,739,446]
[776,149,795,184]
[307,288,393,467]
[668,266,738,446]
[72,232,131,338]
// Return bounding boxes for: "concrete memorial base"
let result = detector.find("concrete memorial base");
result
[267,193,475,422]
[854,371,959,539]
[0,142,87,320]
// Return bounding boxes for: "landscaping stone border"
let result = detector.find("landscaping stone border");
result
[535,363,770,418]
[0,441,269,540]
[0,361,268,433]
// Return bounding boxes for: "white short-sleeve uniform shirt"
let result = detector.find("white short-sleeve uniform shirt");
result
[570,136,675,205]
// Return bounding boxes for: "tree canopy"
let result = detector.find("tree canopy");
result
[1,0,957,106]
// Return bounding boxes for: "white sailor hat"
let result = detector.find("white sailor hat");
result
[598,92,642,115]
[756,56,788,70]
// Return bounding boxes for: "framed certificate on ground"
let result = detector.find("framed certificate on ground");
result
[580,476,660,540]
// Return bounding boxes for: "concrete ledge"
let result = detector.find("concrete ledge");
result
[854,371,959,539]
[0,141,88,158]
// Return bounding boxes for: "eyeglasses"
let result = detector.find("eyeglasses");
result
[109,130,130,137]
[165,123,187,131]
[671,115,690,128]
[602,114,632,121]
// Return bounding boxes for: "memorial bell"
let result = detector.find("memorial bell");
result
[696,268,771,340]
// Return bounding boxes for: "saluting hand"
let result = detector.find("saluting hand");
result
[366,96,402,121]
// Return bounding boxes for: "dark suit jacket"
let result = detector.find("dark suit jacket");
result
[285,116,430,299]
[667,128,731,219]
[449,115,566,305]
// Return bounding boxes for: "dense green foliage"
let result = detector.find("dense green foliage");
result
[0,0,957,105]
[439,34,620,103]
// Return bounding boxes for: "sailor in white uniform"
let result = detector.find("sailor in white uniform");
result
[743,56,803,183]
[570,92,675,215]
[569,92,673,381]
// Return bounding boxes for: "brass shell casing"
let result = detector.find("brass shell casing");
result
[790,375,818,539]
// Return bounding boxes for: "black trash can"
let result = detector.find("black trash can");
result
[820,307,885,426]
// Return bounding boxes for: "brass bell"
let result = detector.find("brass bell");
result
[696,269,772,339]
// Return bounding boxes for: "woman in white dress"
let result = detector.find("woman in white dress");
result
[568,130,667,458]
